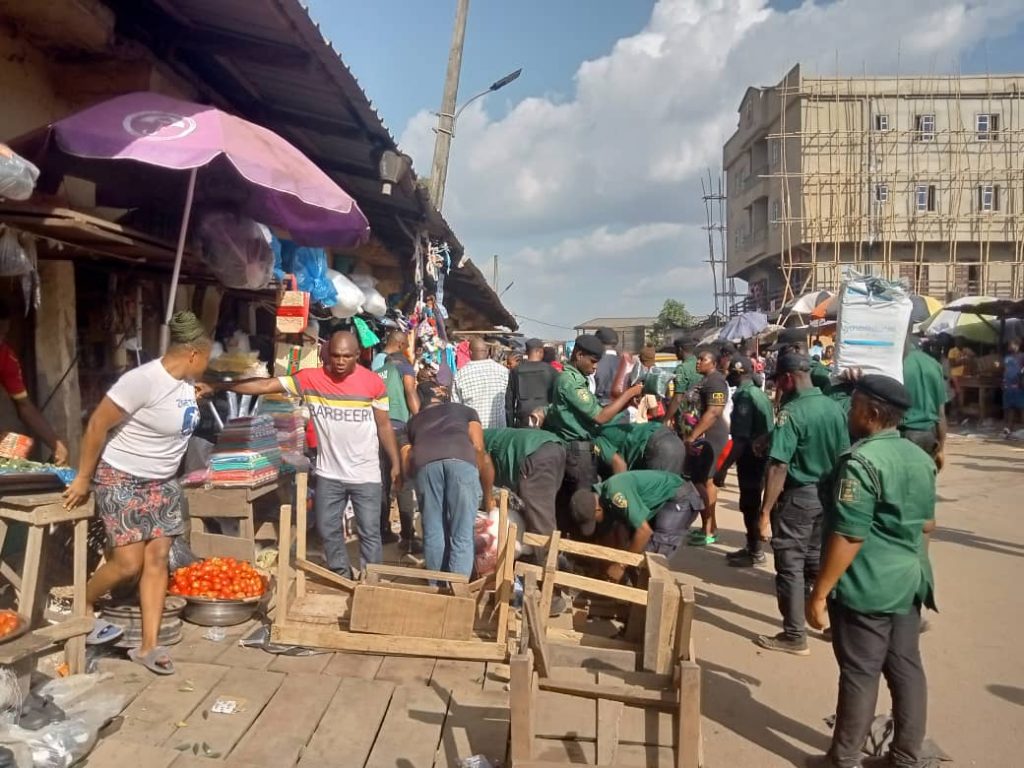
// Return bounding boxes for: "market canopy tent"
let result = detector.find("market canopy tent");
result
[919,296,1001,345]
[717,311,768,342]
[10,91,370,348]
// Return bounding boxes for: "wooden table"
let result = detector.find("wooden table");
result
[0,491,92,673]
[958,375,1001,421]
[185,473,298,561]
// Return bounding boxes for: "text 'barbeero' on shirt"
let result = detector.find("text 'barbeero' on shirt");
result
[279,366,389,484]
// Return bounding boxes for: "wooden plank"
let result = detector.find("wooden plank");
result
[298,678,394,768]
[288,592,350,624]
[676,585,696,662]
[93,658,161,709]
[276,504,292,629]
[496,521,517,649]
[322,651,384,679]
[270,623,508,661]
[523,532,646,567]
[365,563,469,583]
[84,739,180,767]
[213,638,274,671]
[618,744,679,767]
[509,651,535,764]
[171,757,264,768]
[185,487,264,518]
[536,677,677,710]
[19,525,44,623]
[547,642,638,672]
[294,471,308,598]
[678,660,702,768]
[68,516,88,673]
[597,671,624,765]
[435,688,510,768]
[348,585,475,640]
[534,668,597,741]
[190,531,255,562]
[430,658,486,694]
[364,684,450,768]
[539,531,561,624]
[113,663,229,746]
[172,622,253,665]
[523,585,551,679]
[229,673,341,767]
[545,627,636,651]
[266,651,333,675]
[294,557,357,592]
[162,668,285,758]
[375,655,437,686]
[554,571,648,606]
[644,578,681,675]
[530,739,596,764]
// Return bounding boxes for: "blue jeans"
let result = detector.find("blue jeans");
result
[415,459,482,577]
[314,476,382,578]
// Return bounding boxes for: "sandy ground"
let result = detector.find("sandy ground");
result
[665,431,1024,767]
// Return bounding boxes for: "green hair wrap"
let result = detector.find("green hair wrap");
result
[168,311,207,345]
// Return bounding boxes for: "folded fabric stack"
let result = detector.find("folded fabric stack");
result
[256,395,306,454]
[209,415,281,487]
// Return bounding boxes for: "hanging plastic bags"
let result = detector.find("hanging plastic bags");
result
[195,209,274,290]
[326,268,364,318]
[349,273,387,317]
[0,144,39,201]
[0,228,32,277]
[289,246,338,307]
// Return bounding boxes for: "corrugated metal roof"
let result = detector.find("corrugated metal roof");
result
[574,317,657,329]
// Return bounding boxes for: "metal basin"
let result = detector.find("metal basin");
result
[181,594,261,627]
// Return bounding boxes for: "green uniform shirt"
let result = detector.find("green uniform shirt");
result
[902,349,947,431]
[729,381,775,441]
[484,428,564,490]
[827,382,854,418]
[810,361,833,395]
[543,365,602,441]
[769,387,850,486]
[672,357,701,397]
[595,470,683,531]
[826,429,937,614]
[593,422,664,470]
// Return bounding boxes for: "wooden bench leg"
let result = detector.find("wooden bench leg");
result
[66,519,88,674]
[678,660,702,768]
[510,650,535,764]
[19,526,45,625]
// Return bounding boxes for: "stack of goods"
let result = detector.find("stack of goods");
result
[0,432,33,459]
[256,395,306,455]
[209,415,281,487]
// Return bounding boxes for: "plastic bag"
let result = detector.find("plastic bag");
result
[835,274,912,382]
[326,269,363,318]
[290,246,337,307]
[0,229,32,277]
[473,510,500,577]
[195,210,274,290]
[349,274,387,317]
[0,146,39,201]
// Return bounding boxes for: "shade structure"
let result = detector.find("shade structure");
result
[12,91,370,248]
[810,294,839,320]
[919,296,999,344]
[790,290,833,315]
[718,312,768,342]
[909,294,943,323]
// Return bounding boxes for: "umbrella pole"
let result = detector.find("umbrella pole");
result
[160,166,199,353]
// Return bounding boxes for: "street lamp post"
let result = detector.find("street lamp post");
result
[428,67,522,211]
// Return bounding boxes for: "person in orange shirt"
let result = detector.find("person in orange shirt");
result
[0,303,67,464]
[946,336,973,417]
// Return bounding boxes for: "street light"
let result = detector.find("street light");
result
[428,68,522,211]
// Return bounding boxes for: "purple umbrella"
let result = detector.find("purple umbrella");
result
[11,92,369,347]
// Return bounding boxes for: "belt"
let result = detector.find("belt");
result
[782,481,818,494]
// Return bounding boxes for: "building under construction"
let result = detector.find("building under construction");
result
[724,64,1024,314]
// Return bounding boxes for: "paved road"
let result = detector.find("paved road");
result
[669,432,1023,767]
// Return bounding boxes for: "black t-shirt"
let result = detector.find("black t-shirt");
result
[406,402,480,474]
[507,361,557,426]
[698,371,730,453]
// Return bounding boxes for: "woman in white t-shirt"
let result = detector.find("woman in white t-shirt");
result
[63,312,211,675]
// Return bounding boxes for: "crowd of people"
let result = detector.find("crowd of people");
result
[58,310,945,764]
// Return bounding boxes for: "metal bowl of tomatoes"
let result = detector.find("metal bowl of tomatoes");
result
[170,557,269,627]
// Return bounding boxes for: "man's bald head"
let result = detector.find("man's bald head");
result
[384,329,407,351]
[325,331,360,376]
[469,338,490,361]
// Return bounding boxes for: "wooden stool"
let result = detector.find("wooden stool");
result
[185,474,295,561]
[0,491,92,674]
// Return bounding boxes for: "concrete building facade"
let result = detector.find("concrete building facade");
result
[725,64,1024,313]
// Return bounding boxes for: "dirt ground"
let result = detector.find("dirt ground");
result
[668,431,1024,767]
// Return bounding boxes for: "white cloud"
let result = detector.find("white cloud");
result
[400,0,1024,338]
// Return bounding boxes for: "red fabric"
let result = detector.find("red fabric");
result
[716,439,733,472]
[455,340,471,370]
[550,361,564,372]
[0,343,27,399]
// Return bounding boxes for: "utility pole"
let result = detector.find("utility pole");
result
[492,254,498,290]
[428,0,470,211]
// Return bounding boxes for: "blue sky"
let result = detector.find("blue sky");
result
[308,0,1024,338]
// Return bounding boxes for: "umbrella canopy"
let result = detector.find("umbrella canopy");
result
[11,91,369,247]
[810,294,839,320]
[919,296,999,344]
[909,294,943,323]
[790,290,833,315]
[718,312,768,342]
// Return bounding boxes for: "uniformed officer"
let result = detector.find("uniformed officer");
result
[593,421,686,475]
[663,339,701,431]
[901,338,948,469]
[806,375,936,768]
[685,350,730,546]
[569,470,704,578]
[483,427,566,537]
[772,327,833,399]
[543,334,643,532]
[718,356,775,567]
[756,353,850,655]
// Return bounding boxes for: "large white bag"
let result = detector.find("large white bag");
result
[835,275,913,382]
[327,268,364,318]
[349,273,387,317]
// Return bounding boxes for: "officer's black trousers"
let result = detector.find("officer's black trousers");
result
[770,485,823,639]
[736,448,767,554]
[556,440,598,535]
[827,601,928,768]
[517,442,567,536]
[899,427,939,457]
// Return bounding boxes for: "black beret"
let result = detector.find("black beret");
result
[595,327,619,345]
[570,488,599,537]
[525,337,544,351]
[727,355,754,376]
[574,334,605,359]
[776,353,811,373]
[855,374,912,410]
